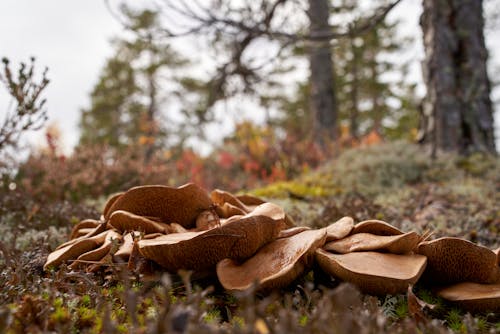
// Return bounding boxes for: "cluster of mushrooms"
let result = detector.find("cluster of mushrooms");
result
[44,183,500,312]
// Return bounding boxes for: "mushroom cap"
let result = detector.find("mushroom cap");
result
[56,221,108,250]
[105,183,212,228]
[215,202,246,219]
[417,237,499,285]
[278,226,312,239]
[211,189,250,213]
[44,230,111,270]
[70,219,101,240]
[352,220,403,236]
[236,194,266,206]
[138,215,285,272]
[217,229,327,291]
[436,282,500,312]
[108,210,171,234]
[325,217,354,242]
[315,249,427,295]
[70,231,122,269]
[102,192,124,218]
[324,231,420,254]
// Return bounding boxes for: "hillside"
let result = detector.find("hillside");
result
[0,141,499,333]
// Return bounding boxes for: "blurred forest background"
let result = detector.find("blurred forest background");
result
[0,0,499,206]
[1,1,500,332]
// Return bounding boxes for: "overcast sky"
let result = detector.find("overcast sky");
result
[0,0,499,154]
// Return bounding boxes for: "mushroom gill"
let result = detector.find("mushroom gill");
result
[436,282,500,312]
[105,183,212,228]
[324,231,420,254]
[417,237,500,285]
[138,215,285,272]
[216,229,327,291]
[315,249,427,295]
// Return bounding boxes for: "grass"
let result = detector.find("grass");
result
[1,141,499,333]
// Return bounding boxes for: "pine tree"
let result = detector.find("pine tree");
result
[334,0,419,140]
[79,8,187,158]
[273,1,418,143]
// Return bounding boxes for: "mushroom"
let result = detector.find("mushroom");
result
[69,219,101,240]
[102,191,124,218]
[236,193,266,207]
[214,202,247,219]
[278,226,311,239]
[195,209,221,231]
[436,282,500,312]
[315,249,427,295]
[55,221,108,250]
[108,210,171,234]
[324,231,420,254]
[211,189,251,213]
[351,220,404,236]
[69,230,122,270]
[105,183,212,228]
[44,230,112,270]
[113,232,136,263]
[417,237,500,285]
[216,229,327,291]
[137,214,285,272]
[325,216,354,242]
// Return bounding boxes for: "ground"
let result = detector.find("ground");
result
[0,141,499,333]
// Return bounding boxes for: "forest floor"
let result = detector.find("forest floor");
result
[0,141,499,333]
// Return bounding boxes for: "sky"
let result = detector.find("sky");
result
[0,0,499,155]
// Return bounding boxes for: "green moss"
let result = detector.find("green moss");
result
[203,309,221,324]
[251,180,333,198]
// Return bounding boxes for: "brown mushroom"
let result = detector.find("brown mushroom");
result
[417,237,499,285]
[278,226,311,239]
[69,230,122,269]
[324,231,420,254]
[195,209,220,231]
[214,202,246,219]
[55,221,108,250]
[69,219,101,240]
[236,193,266,207]
[113,232,136,263]
[138,215,285,272]
[315,249,427,295]
[108,210,171,234]
[105,183,212,228]
[351,220,404,236]
[211,189,250,213]
[44,230,112,270]
[436,282,500,312]
[102,192,124,218]
[325,217,354,242]
[216,229,327,291]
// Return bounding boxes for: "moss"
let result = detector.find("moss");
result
[251,180,333,198]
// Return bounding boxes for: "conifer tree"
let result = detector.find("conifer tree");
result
[79,7,186,159]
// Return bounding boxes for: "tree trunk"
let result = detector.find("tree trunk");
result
[308,0,338,148]
[420,0,496,155]
[349,37,360,140]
